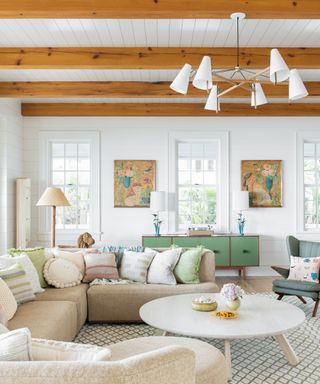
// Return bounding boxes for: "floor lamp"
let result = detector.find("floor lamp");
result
[36,187,70,248]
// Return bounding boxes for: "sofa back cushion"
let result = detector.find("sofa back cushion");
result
[198,249,215,283]
[0,264,35,304]
[83,253,119,283]
[120,250,156,283]
[0,279,17,321]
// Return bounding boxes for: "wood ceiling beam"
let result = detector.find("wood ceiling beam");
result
[0,1,319,19]
[21,103,320,117]
[3,81,320,98]
[0,48,319,69]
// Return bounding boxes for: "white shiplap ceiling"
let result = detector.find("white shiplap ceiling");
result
[0,19,319,103]
[0,19,319,47]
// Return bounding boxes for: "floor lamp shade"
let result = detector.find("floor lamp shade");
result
[232,191,249,212]
[150,191,165,213]
[37,187,70,248]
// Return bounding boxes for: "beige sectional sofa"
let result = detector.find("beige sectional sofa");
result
[7,249,218,340]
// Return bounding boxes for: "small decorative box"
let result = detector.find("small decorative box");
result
[191,296,218,312]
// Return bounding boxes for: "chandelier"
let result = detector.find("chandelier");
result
[170,12,309,112]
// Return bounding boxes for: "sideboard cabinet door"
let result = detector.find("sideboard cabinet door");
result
[230,237,259,266]
[200,237,230,267]
[142,237,172,248]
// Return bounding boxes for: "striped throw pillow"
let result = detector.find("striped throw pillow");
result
[120,250,156,283]
[0,264,35,304]
[0,328,32,361]
[83,253,119,283]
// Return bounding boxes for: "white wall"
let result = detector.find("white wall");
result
[0,100,23,253]
[23,116,320,275]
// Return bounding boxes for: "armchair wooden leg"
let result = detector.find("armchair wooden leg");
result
[297,296,307,304]
[312,299,319,317]
[277,293,284,301]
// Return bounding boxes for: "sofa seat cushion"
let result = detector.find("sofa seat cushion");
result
[35,284,88,331]
[88,282,218,322]
[109,336,227,384]
[273,279,320,292]
[7,301,77,342]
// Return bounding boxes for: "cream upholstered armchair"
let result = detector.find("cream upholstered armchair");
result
[0,336,227,384]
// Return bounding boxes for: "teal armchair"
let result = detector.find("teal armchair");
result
[272,235,320,317]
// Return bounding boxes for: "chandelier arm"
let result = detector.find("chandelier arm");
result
[212,68,236,74]
[213,72,252,93]
[217,67,270,98]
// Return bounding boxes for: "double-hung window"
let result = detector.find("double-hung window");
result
[39,131,100,239]
[297,132,320,233]
[169,131,229,233]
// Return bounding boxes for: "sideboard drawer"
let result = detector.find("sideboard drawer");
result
[172,237,202,248]
[200,237,230,267]
[142,237,172,248]
[230,237,259,266]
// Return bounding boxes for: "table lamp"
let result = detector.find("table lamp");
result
[37,187,70,247]
[150,191,165,236]
[232,191,249,236]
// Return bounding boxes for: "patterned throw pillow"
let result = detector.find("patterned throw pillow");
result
[120,250,156,283]
[0,264,35,304]
[288,256,320,283]
[0,279,17,321]
[147,248,182,285]
[102,245,145,268]
[174,246,204,284]
[0,328,32,361]
[0,254,44,294]
[8,248,48,288]
[83,253,119,283]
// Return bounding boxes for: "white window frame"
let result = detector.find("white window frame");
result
[296,131,320,234]
[38,131,100,241]
[168,131,229,233]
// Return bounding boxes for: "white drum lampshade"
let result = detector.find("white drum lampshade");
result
[289,69,308,101]
[251,83,267,107]
[232,191,249,212]
[192,56,213,90]
[170,64,192,95]
[204,85,220,111]
[150,191,165,213]
[270,48,290,84]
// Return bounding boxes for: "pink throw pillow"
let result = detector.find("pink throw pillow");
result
[288,256,320,283]
[83,253,119,283]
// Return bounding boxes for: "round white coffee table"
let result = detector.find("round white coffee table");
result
[140,293,305,381]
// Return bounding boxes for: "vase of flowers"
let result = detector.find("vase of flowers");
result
[220,283,244,311]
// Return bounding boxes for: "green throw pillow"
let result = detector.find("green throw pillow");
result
[8,248,48,288]
[174,246,204,284]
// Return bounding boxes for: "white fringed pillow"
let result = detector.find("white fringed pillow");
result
[43,258,83,288]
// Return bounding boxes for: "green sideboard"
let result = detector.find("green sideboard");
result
[142,234,259,278]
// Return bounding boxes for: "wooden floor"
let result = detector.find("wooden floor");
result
[215,276,276,293]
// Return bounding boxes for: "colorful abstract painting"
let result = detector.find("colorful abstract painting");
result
[241,160,282,207]
[114,160,156,207]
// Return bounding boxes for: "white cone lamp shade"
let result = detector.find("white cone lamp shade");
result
[270,48,290,84]
[170,64,192,95]
[150,191,165,213]
[289,69,308,101]
[232,191,249,212]
[192,56,213,90]
[251,83,268,107]
[36,187,70,207]
[204,85,220,111]
[270,48,290,83]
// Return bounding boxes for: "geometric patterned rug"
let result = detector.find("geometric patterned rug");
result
[75,293,320,384]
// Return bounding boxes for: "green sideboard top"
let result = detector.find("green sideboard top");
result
[142,233,259,238]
